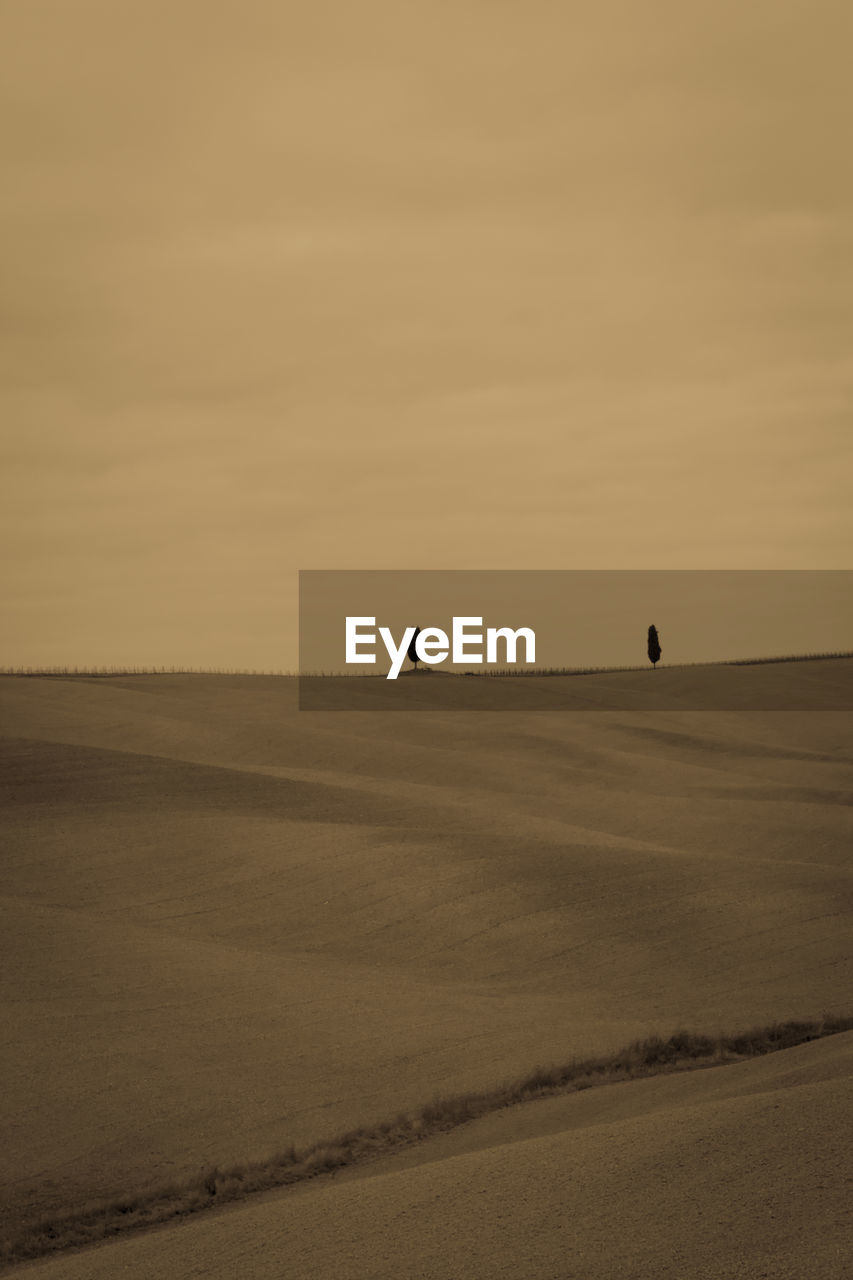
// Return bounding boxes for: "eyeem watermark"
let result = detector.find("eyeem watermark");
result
[346,617,536,679]
[299,570,853,709]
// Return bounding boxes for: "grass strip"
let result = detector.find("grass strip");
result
[4,1013,852,1270]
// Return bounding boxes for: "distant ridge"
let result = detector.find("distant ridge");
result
[0,666,290,677]
[466,649,853,677]
[1,651,851,678]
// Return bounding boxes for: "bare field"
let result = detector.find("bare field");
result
[1,666,852,1272]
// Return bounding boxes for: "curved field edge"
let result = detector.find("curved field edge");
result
[4,1013,852,1271]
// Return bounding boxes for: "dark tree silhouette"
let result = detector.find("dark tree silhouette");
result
[408,626,422,671]
[648,624,661,668]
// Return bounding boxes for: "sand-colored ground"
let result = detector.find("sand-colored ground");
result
[13,1031,853,1279]
[1,665,852,1269]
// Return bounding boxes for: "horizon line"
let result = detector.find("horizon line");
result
[2,649,852,679]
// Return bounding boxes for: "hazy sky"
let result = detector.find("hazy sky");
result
[3,1,851,669]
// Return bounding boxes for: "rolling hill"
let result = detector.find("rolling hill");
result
[1,663,851,1271]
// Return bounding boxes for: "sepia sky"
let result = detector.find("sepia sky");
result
[2,1,851,669]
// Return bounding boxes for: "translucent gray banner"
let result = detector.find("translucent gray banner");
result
[298,570,853,710]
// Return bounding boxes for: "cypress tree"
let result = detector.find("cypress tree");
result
[648,624,662,668]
